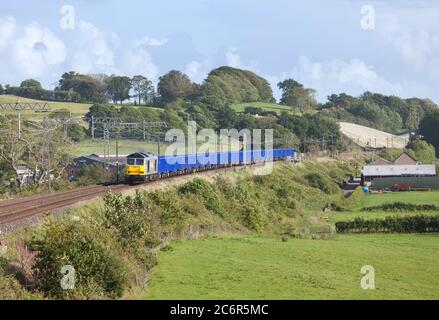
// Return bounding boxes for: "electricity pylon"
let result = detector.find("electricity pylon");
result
[0,98,51,138]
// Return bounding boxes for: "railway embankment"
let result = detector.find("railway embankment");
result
[0,159,361,299]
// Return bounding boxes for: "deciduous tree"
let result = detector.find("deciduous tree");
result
[157,70,198,104]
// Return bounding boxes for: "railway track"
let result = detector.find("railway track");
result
[0,184,129,225]
[0,160,289,226]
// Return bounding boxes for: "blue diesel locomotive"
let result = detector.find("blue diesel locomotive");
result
[125,148,295,183]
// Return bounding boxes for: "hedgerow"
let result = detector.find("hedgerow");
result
[362,202,439,212]
[336,215,439,234]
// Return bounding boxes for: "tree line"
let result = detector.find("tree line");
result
[1,65,438,155]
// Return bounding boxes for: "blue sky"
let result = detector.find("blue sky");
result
[1,0,439,102]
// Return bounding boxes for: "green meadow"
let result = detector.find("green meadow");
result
[0,95,92,119]
[146,234,439,300]
[330,191,439,222]
[231,102,295,115]
[353,191,439,209]
[146,190,439,300]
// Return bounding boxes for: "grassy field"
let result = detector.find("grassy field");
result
[0,95,163,120]
[351,191,439,210]
[0,95,92,119]
[231,102,295,115]
[145,234,439,300]
[146,191,439,300]
[330,191,439,222]
[75,139,164,156]
[76,139,241,156]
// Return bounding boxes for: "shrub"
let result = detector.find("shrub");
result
[340,187,366,210]
[0,275,31,300]
[243,204,266,233]
[148,190,187,229]
[102,191,150,246]
[76,164,108,186]
[30,219,129,299]
[305,172,338,195]
[179,178,227,218]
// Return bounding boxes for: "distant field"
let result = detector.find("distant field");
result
[339,122,408,149]
[232,102,295,115]
[330,191,439,222]
[76,139,163,156]
[0,95,162,121]
[353,191,439,209]
[0,95,92,119]
[146,235,439,300]
[76,138,241,156]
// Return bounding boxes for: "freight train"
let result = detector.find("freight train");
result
[125,148,295,183]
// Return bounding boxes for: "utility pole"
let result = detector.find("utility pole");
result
[116,129,119,184]
[44,126,52,193]
[142,121,168,143]
[157,135,161,158]
[18,98,21,139]
[91,115,95,140]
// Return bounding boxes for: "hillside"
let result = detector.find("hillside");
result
[339,122,409,149]
[0,95,163,120]
[0,95,92,120]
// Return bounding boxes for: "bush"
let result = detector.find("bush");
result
[406,140,437,163]
[148,190,187,229]
[305,173,338,195]
[243,205,266,233]
[103,191,150,244]
[340,187,365,211]
[0,275,32,300]
[76,165,108,185]
[179,178,227,218]
[30,219,129,299]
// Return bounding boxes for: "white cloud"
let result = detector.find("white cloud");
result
[0,16,16,49]
[122,45,159,79]
[68,21,118,74]
[185,58,212,83]
[225,47,258,72]
[0,16,66,82]
[0,16,161,86]
[268,56,402,101]
[138,36,168,47]
[378,7,439,80]
[225,47,242,68]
